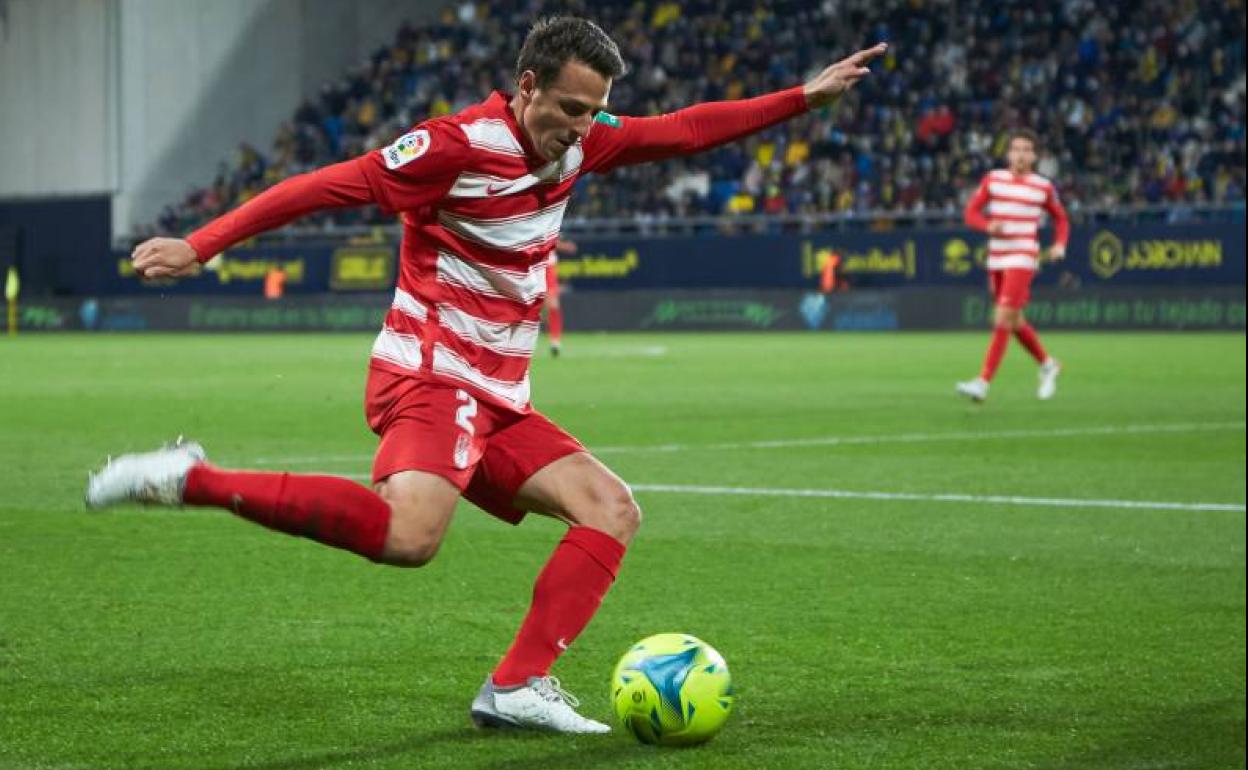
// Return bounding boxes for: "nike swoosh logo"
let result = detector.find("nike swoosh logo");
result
[556,638,569,650]
[486,183,511,195]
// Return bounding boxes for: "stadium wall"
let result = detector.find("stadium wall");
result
[113,0,440,237]
[0,1,441,234]
[12,218,1235,332]
[12,287,1245,333]
[0,0,115,197]
[91,222,1246,296]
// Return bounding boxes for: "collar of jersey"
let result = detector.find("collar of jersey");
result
[486,90,546,166]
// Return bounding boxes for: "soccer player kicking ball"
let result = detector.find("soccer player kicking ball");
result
[86,17,887,734]
[957,129,1069,403]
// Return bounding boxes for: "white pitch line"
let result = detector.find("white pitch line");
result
[592,420,1247,455]
[322,474,1242,513]
[629,483,1246,513]
[245,421,1245,466]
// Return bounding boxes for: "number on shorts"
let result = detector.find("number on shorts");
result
[453,389,478,469]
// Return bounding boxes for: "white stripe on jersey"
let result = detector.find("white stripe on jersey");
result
[987,255,1040,270]
[447,145,583,198]
[438,200,568,251]
[989,238,1041,252]
[999,220,1039,236]
[437,303,539,357]
[371,326,423,370]
[987,200,1043,218]
[391,287,429,322]
[987,181,1048,203]
[432,343,531,407]
[436,251,547,304]
[459,118,525,157]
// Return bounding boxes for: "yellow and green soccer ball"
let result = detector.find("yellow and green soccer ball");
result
[611,633,734,746]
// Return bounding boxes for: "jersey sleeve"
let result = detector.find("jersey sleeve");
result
[581,86,809,174]
[963,175,991,231]
[187,158,376,261]
[356,119,470,213]
[186,120,470,261]
[1044,183,1070,246]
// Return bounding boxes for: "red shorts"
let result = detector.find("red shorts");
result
[989,268,1034,309]
[365,366,585,524]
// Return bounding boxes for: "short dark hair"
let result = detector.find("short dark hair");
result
[515,16,627,89]
[1009,128,1040,150]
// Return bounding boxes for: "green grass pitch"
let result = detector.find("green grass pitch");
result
[1,331,1244,770]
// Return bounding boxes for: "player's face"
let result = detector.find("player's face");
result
[1007,137,1036,175]
[516,60,611,161]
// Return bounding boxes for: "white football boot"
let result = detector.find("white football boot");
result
[1037,359,1061,400]
[470,675,610,734]
[85,438,206,509]
[955,377,990,403]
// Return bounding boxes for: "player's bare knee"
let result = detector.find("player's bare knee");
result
[580,481,641,543]
[381,522,442,567]
[373,482,450,568]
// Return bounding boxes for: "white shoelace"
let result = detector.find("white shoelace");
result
[531,676,580,708]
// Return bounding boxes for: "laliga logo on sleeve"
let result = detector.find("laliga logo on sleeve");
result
[383,129,431,170]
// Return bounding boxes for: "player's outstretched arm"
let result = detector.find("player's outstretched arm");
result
[132,123,468,280]
[586,43,888,172]
[131,159,377,279]
[801,42,889,108]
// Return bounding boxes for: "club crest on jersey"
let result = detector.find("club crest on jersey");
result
[383,129,431,169]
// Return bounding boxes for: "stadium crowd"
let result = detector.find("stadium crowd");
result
[148,0,1247,236]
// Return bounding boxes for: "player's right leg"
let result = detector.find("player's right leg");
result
[958,270,1024,403]
[544,263,563,357]
[85,441,459,566]
[85,372,485,566]
[958,309,1014,403]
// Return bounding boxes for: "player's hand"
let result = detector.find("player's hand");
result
[987,221,1006,236]
[131,237,201,279]
[803,43,888,109]
[1048,244,1066,262]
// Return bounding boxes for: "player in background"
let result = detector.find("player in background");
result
[85,16,888,734]
[545,238,576,356]
[957,129,1069,402]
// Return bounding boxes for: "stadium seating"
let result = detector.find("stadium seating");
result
[145,0,1246,237]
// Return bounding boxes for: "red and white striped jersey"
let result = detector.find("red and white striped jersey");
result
[188,87,809,412]
[964,169,1069,272]
[357,93,585,412]
[355,89,807,412]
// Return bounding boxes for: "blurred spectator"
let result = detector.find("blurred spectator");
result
[148,0,1247,236]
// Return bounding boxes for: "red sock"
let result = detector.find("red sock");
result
[1014,323,1048,363]
[980,326,1011,382]
[492,527,626,686]
[183,465,391,561]
[548,306,563,345]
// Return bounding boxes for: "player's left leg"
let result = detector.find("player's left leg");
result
[461,414,638,733]
[496,451,638,684]
[1005,272,1061,399]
